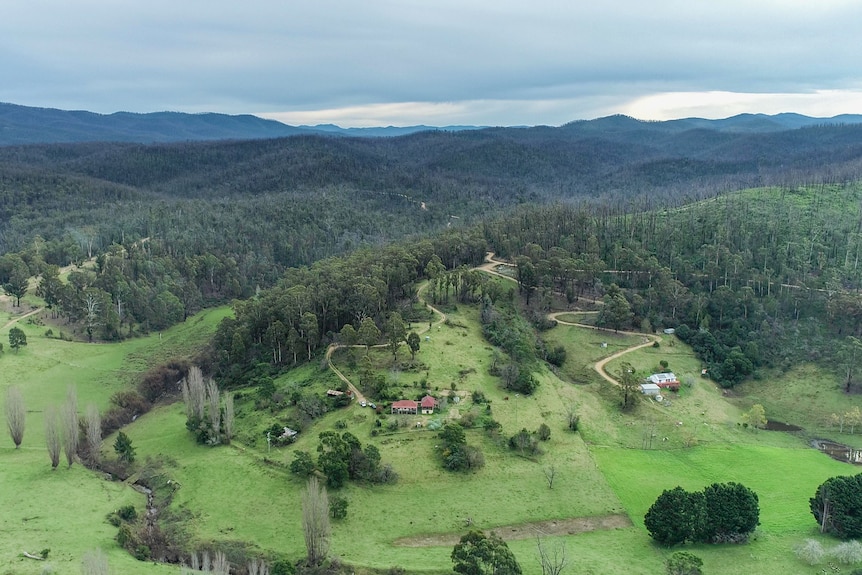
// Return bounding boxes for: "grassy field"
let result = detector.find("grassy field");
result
[0,306,229,575]
[4,287,862,575]
[593,444,855,574]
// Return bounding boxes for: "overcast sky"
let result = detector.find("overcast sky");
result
[3,1,862,127]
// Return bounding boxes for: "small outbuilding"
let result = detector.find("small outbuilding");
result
[640,383,661,396]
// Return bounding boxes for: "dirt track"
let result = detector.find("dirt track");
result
[393,514,632,547]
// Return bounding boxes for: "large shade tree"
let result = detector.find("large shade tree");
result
[451,531,522,575]
[811,473,862,539]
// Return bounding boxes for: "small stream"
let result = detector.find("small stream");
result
[131,482,158,534]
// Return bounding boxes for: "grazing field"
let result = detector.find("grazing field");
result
[4,292,862,575]
[0,307,229,575]
[733,363,862,447]
[593,444,855,574]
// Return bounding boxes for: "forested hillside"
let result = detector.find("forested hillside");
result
[3,119,862,358]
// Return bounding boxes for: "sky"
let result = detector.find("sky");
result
[3,1,862,127]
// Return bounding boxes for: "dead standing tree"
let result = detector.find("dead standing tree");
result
[536,535,568,575]
[45,406,61,469]
[302,475,331,567]
[62,386,79,467]
[4,385,25,448]
[84,403,102,464]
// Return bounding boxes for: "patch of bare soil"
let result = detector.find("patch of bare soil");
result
[392,514,632,547]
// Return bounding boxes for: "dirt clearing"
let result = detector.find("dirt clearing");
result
[392,513,632,547]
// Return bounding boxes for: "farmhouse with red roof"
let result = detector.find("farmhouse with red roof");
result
[391,399,418,415]
[647,372,679,391]
[420,395,437,414]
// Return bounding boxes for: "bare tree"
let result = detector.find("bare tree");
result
[223,391,235,443]
[211,551,229,575]
[62,386,80,467]
[45,406,61,469]
[4,385,25,448]
[82,547,110,575]
[207,378,221,443]
[543,465,557,489]
[302,475,331,566]
[84,291,101,342]
[536,535,568,575]
[183,366,207,421]
[84,403,102,464]
[248,558,270,575]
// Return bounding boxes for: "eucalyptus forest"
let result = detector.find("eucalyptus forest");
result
[4,115,862,575]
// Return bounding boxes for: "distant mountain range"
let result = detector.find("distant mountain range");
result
[2,101,862,145]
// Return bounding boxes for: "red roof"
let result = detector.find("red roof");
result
[420,395,437,408]
[392,400,418,409]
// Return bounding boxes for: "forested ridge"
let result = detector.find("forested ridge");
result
[4,120,862,388]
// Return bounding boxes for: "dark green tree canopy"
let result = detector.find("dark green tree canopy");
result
[701,482,760,543]
[645,483,759,546]
[113,431,136,463]
[451,531,521,575]
[811,473,862,539]
[644,487,705,547]
[8,327,27,353]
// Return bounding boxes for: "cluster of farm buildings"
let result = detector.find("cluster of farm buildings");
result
[639,373,679,395]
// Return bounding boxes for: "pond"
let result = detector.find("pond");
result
[764,420,803,432]
[811,439,862,464]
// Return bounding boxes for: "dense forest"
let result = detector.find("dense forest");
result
[4,119,862,389]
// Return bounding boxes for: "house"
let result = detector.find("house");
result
[648,372,679,391]
[640,383,661,396]
[391,399,418,415]
[420,395,437,414]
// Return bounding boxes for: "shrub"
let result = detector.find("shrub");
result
[666,551,702,575]
[537,423,551,441]
[330,495,349,520]
[546,345,567,367]
[508,428,541,456]
[794,538,825,565]
[831,540,862,564]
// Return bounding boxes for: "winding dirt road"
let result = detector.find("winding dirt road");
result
[0,306,44,331]
[479,253,661,387]
[327,252,660,401]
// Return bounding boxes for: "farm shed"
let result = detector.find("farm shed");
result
[640,383,661,395]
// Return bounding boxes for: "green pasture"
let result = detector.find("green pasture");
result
[734,363,862,445]
[7,291,862,575]
[593,443,856,574]
[0,307,229,574]
[553,312,598,326]
[0,447,175,575]
[540,324,643,386]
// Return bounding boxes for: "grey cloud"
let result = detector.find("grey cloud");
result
[2,1,862,123]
